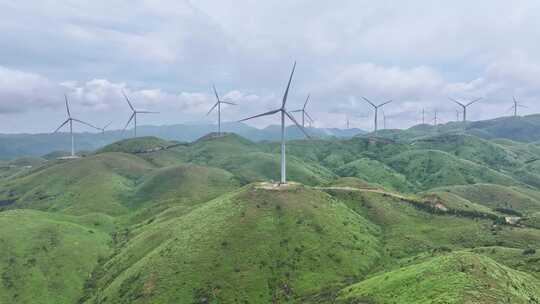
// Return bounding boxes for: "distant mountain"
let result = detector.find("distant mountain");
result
[0,122,365,159]
[363,114,540,144]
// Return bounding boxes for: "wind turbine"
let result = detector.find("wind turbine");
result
[509,96,527,117]
[53,94,100,157]
[207,84,236,135]
[455,109,461,122]
[290,94,314,128]
[382,110,387,130]
[239,62,310,184]
[362,97,393,133]
[449,97,481,122]
[122,91,158,137]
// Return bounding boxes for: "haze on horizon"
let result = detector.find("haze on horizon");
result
[1,0,539,133]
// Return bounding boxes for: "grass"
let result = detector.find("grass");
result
[0,210,111,304]
[85,185,382,303]
[336,158,414,192]
[337,252,540,304]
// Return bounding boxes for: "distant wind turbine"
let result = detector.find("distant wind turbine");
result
[422,108,425,125]
[122,91,159,137]
[290,94,314,128]
[239,62,310,184]
[381,110,387,129]
[53,95,100,157]
[509,96,527,117]
[449,97,481,122]
[207,84,236,135]
[362,97,393,132]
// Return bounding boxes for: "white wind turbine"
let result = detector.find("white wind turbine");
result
[122,91,159,137]
[207,84,236,135]
[509,96,527,117]
[290,94,314,128]
[239,62,310,184]
[362,97,393,133]
[449,97,481,122]
[53,95,100,157]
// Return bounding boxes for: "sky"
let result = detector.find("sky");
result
[1,0,539,133]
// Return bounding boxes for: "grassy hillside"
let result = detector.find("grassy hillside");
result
[388,150,518,190]
[433,184,540,214]
[0,153,154,216]
[0,210,111,304]
[85,184,381,303]
[337,158,414,192]
[1,132,540,303]
[337,252,540,304]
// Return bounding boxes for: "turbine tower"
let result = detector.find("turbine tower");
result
[382,110,387,130]
[449,97,481,122]
[122,91,158,137]
[290,94,314,128]
[207,84,236,135]
[239,62,310,184]
[362,97,392,132]
[53,95,100,157]
[510,96,527,117]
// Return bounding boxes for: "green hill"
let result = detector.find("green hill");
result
[84,184,381,303]
[0,210,111,304]
[412,133,521,170]
[97,136,177,154]
[433,184,540,214]
[0,153,154,216]
[337,252,540,304]
[387,150,518,190]
[336,158,414,192]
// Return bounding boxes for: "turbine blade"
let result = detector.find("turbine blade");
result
[361,97,376,108]
[53,119,70,133]
[238,109,280,122]
[221,101,237,106]
[124,113,135,130]
[104,121,113,129]
[449,98,465,107]
[289,109,303,113]
[212,84,220,102]
[305,111,314,122]
[137,111,159,114]
[285,111,311,138]
[206,102,219,116]
[122,90,135,111]
[378,100,393,107]
[281,61,296,109]
[303,94,310,110]
[72,118,100,130]
[64,94,71,117]
[466,98,482,106]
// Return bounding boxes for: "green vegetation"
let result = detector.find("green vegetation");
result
[1,127,540,303]
[338,252,540,304]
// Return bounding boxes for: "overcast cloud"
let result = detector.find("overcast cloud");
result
[1,0,539,133]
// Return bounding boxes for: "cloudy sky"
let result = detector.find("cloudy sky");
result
[1,0,539,133]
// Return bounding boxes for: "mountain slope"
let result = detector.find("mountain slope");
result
[85,184,381,303]
[337,252,540,304]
